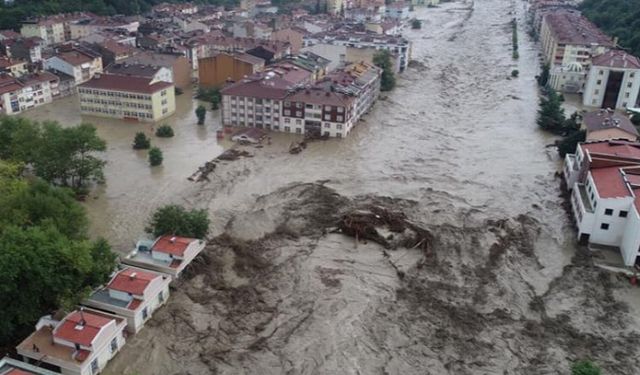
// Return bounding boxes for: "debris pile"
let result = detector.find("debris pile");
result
[188,149,253,182]
[289,141,307,154]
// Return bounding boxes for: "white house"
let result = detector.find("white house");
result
[0,71,59,115]
[17,309,126,375]
[564,140,640,266]
[583,50,640,110]
[0,356,59,374]
[123,235,206,277]
[44,48,103,86]
[83,267,171,334]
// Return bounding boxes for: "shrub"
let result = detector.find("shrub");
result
[155,124,174,138]
[146,204,210,238]
[149,147,163,166]
[195,105,206,125]
[511,69,519,78]
[132,132,151,149]
[631,114,640,126]
[571,360,602,375]
[411,19,422,29]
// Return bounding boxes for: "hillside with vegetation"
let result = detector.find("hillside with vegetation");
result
[0,0,237,30]
[580,0,640,57]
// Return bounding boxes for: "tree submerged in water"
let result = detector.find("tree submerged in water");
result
[149,147,163,166]
[146,204,210,239]
[373,50,396,92]
[132,132,151,149]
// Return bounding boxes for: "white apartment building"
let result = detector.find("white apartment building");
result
[564,141,640,266]
[0,72,59,115]
[44,48,103,85]
[583,50,640,110]
[83,267,171,334]
[17,309,127,375]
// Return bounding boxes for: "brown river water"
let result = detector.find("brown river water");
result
[22,0,640,374]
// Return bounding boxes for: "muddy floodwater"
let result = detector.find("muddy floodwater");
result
[24,0,640,374]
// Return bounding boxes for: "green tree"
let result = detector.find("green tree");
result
[558,130,586,157]
[411,19,422,29]
[149,147,163,166]
[155,124,174,137]
[373,50,396,92]
[133,132,151,149]
[146,204,210,238]
[196,105,207,125]
[511,69,519,78]
[537,89,566,134]
[571,360,602,375]
[631,114,640,127]
[537,63,550,87]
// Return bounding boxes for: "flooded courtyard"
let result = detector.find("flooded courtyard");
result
[22,0,640,373]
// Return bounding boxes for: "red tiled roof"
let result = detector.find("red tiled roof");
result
[54,310,112,347]
[107,267,159,296]
[5,369,36,375]
[591,167,630,198]
[221,76,291,99]
[127,299,142,310]
[544,10,613,46]
[0,74,23,95]
[592,49,640,70]
[56,50,95,66]
[583,110,638,137]
[152,235,195,257]
[79,74,173,94]
[580,141,640,160]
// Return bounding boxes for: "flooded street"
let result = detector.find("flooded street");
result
[24,0,640,373]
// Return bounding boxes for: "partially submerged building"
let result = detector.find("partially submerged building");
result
[122,235,206,277]
[17,309,126,375]
[83,267,171,334]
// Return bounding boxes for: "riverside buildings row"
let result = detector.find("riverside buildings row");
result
[530,2,640,110]
[9,235,206,375]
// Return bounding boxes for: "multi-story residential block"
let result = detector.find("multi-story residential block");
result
[540,10,613,68]
[221,62,381,137]
[20,13,94,45]
[303,31,411,72]
[69,16,139,40]
[583,50,640,110]
[0,36,45,63]
[0,56,28,77]
[78,73,175,122]
[564,141,640,266]
[582,109,639,142]
[123,235,206,277]
[44,46,103,85]
[83,267,171,334]
[0,72,59,115]
[385,1,411,19]
[106,62,173,84]
[17,309,126,375]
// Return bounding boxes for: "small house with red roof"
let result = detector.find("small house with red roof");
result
[0,357,58,375]
[123,235,206,277]
[16,309,126,375]
[83,267,171,333]
[564,140,640,266]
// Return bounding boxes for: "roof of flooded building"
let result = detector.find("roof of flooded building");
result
[152,235,195,257]
[107,267,160,296]
[583,110,639,137]
[543,10,613,46]
[79,74,173,94]
[592,49,640,70]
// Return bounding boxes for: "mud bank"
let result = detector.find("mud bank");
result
[107,183,640,375]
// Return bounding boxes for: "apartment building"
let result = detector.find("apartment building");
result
[0,36,45,63]
[69,17,139,40]
[0,72,59,115]
[564,141,640,266]
[20,13,94,45]
[582,109,639,142]
[583,50,640,110]
[221,62,381,137]
[385,1,411,20]
[83,267,171,334]
[540,10,613,68]
[0,56,27,77]
[17,309,126,375]
[78,73,175,122]
[303,32,411,72]
[44,47,103,85]
[198,52,264,88]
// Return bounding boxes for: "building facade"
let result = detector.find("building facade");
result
[44,48,103,85]
[78,74,175,122]
[0,72,59,115]
[583,50,640,110]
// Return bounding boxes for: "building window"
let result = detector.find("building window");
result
[296,128,302,134]
[296,111,302,117]
[110,338,118,354]
[284,118,291,123]
[91,359,99,374]
[620,210,628,218]
[336,132,342,138]
[337,107,344,113]
[628,82,633,88]
[142,307,149,320]
[337,115,343,122]
[600,223,609,230]
[159,291,165,303]
[336,124,342,130]
[596,80,601,85]
[604,208,613,216]
[324,114,330,120]
[594,89,599,95]
[296,119,302,125]
[599,70,604,75]
[324,123,330,128]
[324,105,331,111]
[284,109,290,116]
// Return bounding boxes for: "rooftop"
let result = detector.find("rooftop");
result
[107,267,160,296]
[53,310,113,347]
[79,74,173,94]
[592,49,640,70]
[152,235,195,257]
[544,10,613,46]
[106,62,163,79]
[583,109,639,137]
[580,140,640,161]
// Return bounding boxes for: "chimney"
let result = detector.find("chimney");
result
[130,272,137,280]
[170,236,176,243]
